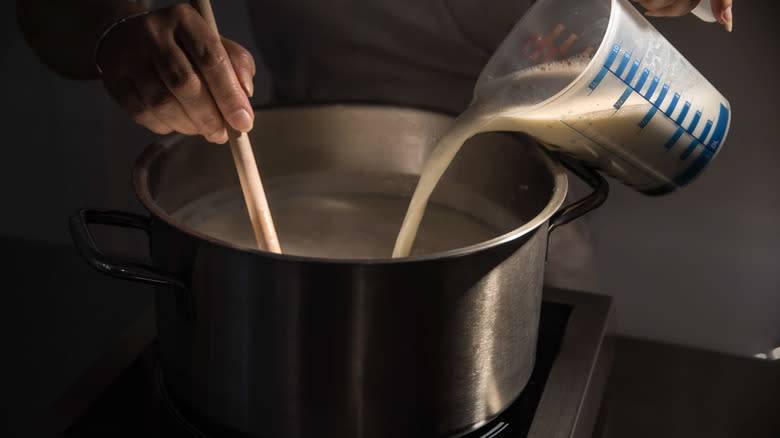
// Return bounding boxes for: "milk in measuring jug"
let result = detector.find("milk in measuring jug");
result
[392,56,726,257]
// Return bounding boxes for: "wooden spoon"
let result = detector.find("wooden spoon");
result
[190,0,281,253]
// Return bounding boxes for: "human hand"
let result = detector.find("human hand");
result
[96,4,256,144]
[633,0,733,31]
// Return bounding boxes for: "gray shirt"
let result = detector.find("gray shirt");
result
[248,0,534,113]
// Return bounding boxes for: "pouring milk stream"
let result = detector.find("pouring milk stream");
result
[392,0,731,257]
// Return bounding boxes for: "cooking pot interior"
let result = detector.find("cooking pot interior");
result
[140,105,562,258]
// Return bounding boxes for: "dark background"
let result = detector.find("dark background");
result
[1,1,778,437]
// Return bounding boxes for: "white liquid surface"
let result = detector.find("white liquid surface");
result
[172,188,513,259]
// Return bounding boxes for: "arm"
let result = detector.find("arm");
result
[17,0,147,79]
[17,0,256,143]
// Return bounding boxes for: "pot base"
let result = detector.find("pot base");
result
[154,301,573,438]
[51,288,613,438]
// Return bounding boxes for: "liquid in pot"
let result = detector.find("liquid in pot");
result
[171,186,520,259]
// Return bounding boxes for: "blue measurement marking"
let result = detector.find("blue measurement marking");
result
[675,101,691,124]
[680,140,698,160]
[673,105,730,187]
[645,76,660,99]
[615,52,631,76]
[613,60,641,109]
[666,127,685,149]
[614,87,633,109]
[655,84,670,106]
[680,118,711,160]
[635,68,650,91]
[706,104,729,151]
[625,60,640,83]
[686,110,702,134]
[639,107,658,128]
[699,119,714,142]
[589,67,609,91]
[606,44,621,66]
[665,93,681,116]
[673,149,714,187]
[589,44,621,90]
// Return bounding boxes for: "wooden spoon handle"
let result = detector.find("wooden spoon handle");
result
[190,0,281,253]
[229,130,281,253]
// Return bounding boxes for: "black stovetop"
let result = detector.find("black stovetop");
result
[51,288,612,438]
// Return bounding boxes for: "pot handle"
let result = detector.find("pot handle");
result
[69,209,187,289]
[548,154,609,233]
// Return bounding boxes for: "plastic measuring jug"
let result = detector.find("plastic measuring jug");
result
[474,0,731,195]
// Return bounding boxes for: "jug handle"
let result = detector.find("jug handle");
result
[548,154,609,233]
[69,209,188,290]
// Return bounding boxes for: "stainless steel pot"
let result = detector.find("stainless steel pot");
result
[70,104,607,438]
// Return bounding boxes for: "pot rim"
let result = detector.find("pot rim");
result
[132,103,568,265]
